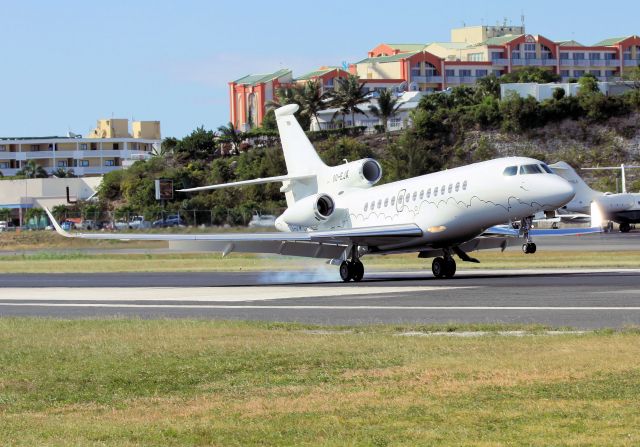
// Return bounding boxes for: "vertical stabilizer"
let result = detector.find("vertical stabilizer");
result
[549,161,602,213]
[275,104,326,176]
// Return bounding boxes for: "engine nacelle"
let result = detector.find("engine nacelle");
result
[320,158,382,190]
[278,193,335,227]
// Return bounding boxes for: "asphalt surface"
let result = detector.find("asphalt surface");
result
[2,269,640,329]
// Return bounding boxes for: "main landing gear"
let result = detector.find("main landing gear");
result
[619,222,631,233]
[339,245,364,282]
[431,256,456,279]
[519,216,537,255]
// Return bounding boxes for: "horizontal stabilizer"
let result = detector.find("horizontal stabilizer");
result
[177,174,315,192]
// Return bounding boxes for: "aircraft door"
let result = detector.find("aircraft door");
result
[396,189,406,213]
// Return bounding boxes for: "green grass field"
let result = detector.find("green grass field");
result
[1,319,639,446]
[1,250,640,273]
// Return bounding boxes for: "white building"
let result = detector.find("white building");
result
[0,119,161,177]
[500,81,637,101]
[311,91,426,131]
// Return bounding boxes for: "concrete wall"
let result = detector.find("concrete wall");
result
[500,81,637,101]
[0,177,102,209]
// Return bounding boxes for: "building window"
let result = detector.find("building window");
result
[0,145,5,152]
[459,69,471,77]
[113,143,119,150]
[560,70,570,77]
[493,70,504,77]
[560,53,570,59]
[57,161,67,167]
[0,162,8,169]
[573,53,585,60]
[445,69,455,77]
[605,70,617,78]
[590,70,601,76]
[524,43,536,52]
[604,53,616,60]
[574,70,585,77]
[80,143,88,150]
[104,160,115,166]
[468,53,484,61]
[475,69,488,77]
[81,160,89,167]
[589,53,601,60]
[491,52,503,60]
[30,144,40,151]
[624,51,632,60]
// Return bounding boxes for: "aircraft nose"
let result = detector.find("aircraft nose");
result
[547,176,575,208]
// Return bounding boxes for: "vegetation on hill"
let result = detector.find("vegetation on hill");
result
[45,68,640,225]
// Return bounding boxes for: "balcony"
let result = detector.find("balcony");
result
[491,58,510,65]
[411,75,443,83]
[445,76,477,84]
[624,59,640,66]
[512,59,556,66]
[0,168,19,176]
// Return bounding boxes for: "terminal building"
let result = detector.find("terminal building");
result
[0,118,161,178]
[228,24,640,131]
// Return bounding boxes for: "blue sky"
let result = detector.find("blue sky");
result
[1,0,639,139]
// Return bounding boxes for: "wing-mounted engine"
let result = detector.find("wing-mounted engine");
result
[277,193,336,228]
[319,158,382,190]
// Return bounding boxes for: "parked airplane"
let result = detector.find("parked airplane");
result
[46,104,593,281]
[550,161,640,232]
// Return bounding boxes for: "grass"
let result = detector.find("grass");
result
[0,319,639,446]
[0,250,640,273]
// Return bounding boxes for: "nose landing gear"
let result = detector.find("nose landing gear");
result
[520,216,537,255]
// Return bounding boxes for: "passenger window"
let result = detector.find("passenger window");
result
[370,201,375,209]
[377,199,382,209]
[455,182,460,192]
[419,190,424,199]
[391,196,395,206]
[364,203,368,212]
[412,191,417,201]
[427,188,431,198]
[384,198,388,207]
[434,188,438,197]
[520,164,543,174]
[503,166,517,176]
[448,184,452,193]
[540,164,553,174]
[462,180,468,190]
[405,193,410,202]
[440,185,445,195]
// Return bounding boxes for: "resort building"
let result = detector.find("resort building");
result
[0,119,161,178]
[229,24,640,131]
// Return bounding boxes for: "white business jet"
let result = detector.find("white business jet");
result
[550,161,640,232]
[46,104,590,281]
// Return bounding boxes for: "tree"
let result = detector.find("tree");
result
[51,167,75,178]
[578,73,600,95]
[552,87,566,100]
[499,66,561,84]
[174,127,217,160]
[621,66,640,89]
[216,122,242,155]
[331,75,369,127]
[368,89,401,132]
[475,74,501,99]
[297,80,330,130]
[16,160,48,178]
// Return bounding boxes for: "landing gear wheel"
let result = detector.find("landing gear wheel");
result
[351,261,364,282]
[522,242,537,254]
[339,261,352,282]
[432,257,445,278]
[443,258,457,278]
[619,222,631,233]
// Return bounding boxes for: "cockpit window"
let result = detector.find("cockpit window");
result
[540,164,553,174]
[520,164,544,174]
[503,166,517,176]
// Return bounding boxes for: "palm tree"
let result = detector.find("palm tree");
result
[265,85,302,111]
[51,167,76,178]
[17,160,48,178]
[368,89,402,132]
[297,80,331,130]
[330,75,369,127]
[217,122,242,155]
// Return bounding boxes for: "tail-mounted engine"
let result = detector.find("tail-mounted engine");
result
[320,158,382,190]
[278,193,335,227]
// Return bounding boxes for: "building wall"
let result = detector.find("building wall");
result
[451,25,525,44]
[355,61,402,80]
[132,121,161,139]
[0,177,102,210]
[88,119,131,138]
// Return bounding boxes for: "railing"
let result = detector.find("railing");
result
[411,75,442,83]
[491,58,509,65]
[445,76,477,84]
[0,168,19,176]
[624,59,640,66]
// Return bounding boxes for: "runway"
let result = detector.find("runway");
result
[2,269,640,328]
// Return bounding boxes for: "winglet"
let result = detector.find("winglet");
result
[44,207,74,238]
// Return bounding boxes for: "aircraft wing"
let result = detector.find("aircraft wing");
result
[177,174,315,192]
[44,208,422,259]
[483,225,602,237]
